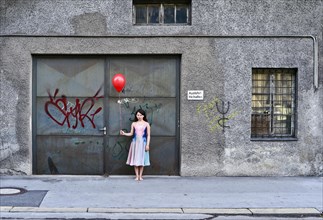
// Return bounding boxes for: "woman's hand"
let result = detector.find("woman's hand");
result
[145,145,150,151]
[120,130,124,135]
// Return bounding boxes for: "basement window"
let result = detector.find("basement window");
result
[133,0,191,25]
[251,68,297,140]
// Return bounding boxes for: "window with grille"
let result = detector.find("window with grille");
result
[133,0,191,25]
[251,68,297,139]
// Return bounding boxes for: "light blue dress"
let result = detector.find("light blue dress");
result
[126,123,150,166]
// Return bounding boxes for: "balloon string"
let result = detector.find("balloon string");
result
[119,93,122,131]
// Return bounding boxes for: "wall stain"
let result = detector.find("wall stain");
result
[72,12,107,35]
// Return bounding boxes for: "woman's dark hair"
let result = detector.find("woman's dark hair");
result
[134,109,148,122]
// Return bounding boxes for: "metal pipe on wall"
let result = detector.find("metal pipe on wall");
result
[0,34,320,90]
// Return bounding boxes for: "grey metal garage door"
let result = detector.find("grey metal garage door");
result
[33,55,179,175]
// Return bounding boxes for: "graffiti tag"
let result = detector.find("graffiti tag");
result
[110,100,163,160]
[45,88,103,129]
[197,96,239,133]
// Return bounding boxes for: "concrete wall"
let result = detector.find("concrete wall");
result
[0,0,322,176]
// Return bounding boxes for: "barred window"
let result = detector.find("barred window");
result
[133,1,191,25]
[251,68,297,139]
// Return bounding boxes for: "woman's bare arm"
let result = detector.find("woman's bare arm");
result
[120,123,134,136]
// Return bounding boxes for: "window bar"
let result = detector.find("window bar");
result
[146,5,149,24]
[159,4,163,24]
[291,72,295,136]
[270,74,274,135]
[174,5,177,23]
[132,5,136,25]
[186,5,189,23]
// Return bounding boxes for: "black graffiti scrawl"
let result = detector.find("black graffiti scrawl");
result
[216,99,230,133]
[197,96,239,133]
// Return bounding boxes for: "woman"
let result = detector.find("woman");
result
[120,109,150,181]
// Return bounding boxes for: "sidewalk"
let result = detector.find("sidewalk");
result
[0,176,322,219]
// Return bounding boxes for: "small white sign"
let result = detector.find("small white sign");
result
[187,90,204,100]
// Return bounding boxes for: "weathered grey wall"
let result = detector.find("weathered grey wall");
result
[0,0,322,176]
[1,0,322,35]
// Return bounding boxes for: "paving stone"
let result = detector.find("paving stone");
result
[249,208,321,215]
[88,207,183,213]
[11,207,87,213]
[183,208,252,215]
[0,206,13,212]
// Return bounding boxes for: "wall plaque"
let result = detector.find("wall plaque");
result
[187,90,204,100]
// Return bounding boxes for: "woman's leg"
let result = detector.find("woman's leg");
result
[139,166,144,180]
[134,166,139,180]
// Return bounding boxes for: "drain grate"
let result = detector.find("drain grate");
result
[0,187,27,196]
[0,188,48,207]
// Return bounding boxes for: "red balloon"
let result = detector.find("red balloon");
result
[112,73,126,93]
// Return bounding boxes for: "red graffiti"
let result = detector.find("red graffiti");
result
[45,88,103,129]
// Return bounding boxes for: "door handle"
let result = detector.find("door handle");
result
[99,127,106,135]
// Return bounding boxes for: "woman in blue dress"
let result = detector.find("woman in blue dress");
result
[120,109,151,181]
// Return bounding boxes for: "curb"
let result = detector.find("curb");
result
[1,206,322,217]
